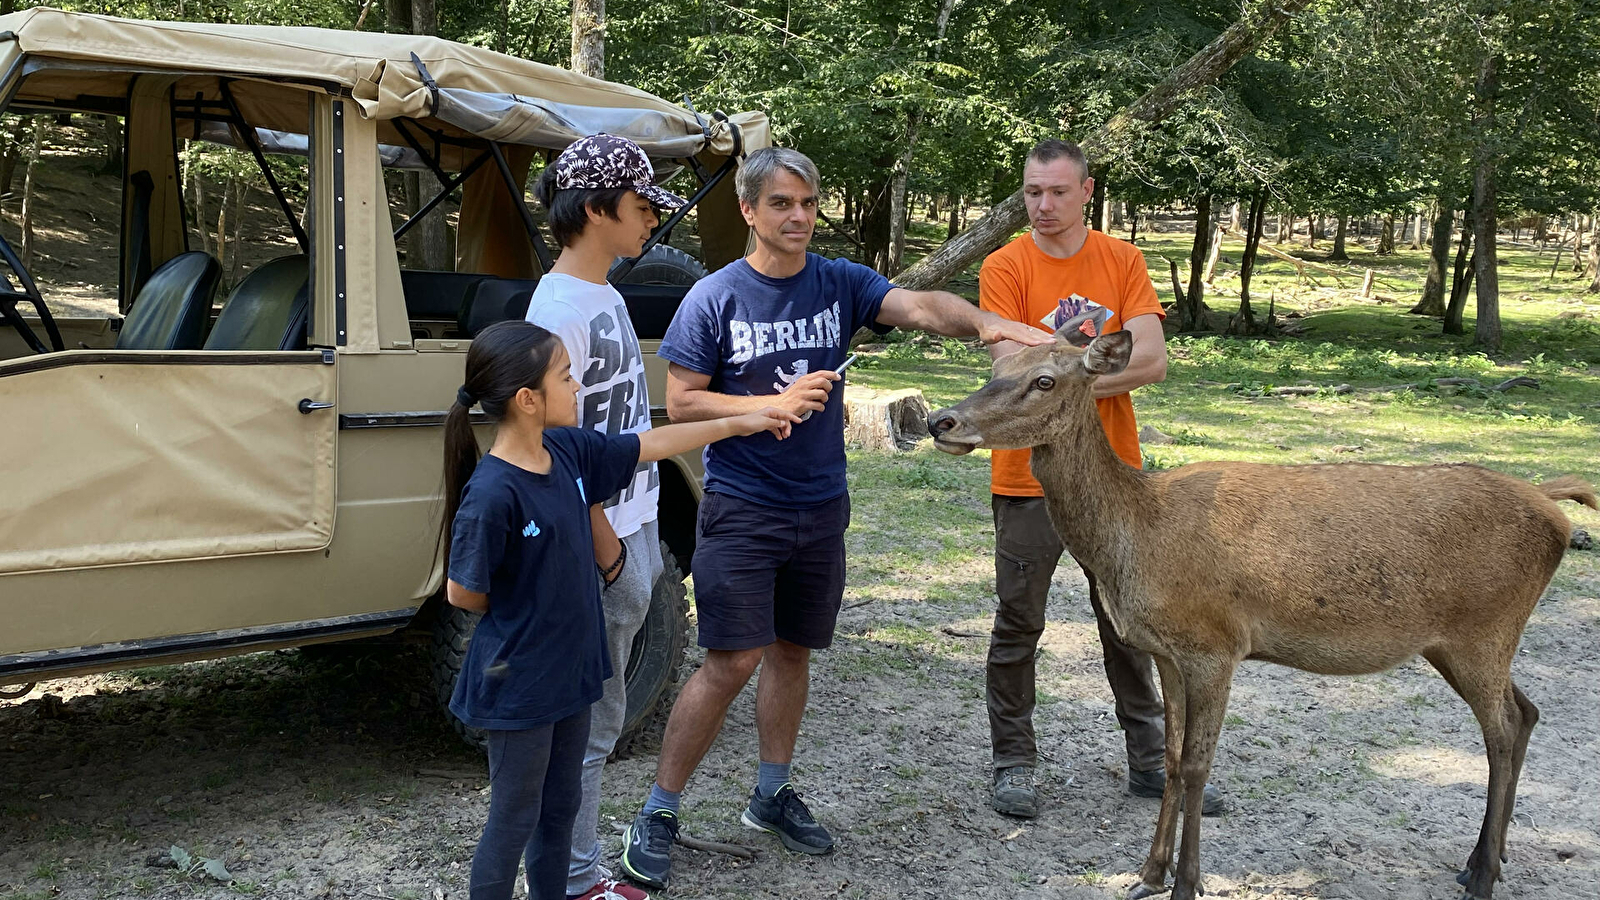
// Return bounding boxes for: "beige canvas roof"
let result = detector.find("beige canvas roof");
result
[0,7,768,160]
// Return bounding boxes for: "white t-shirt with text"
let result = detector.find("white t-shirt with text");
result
[526,273,659,539]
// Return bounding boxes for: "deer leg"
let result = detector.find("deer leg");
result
[1426,647,1513,900]
[1171,660,1236,900]
[1132,655,1186,899]
[1494,684,1538,865]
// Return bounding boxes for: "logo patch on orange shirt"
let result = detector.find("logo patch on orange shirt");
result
[1040,294,1106,331]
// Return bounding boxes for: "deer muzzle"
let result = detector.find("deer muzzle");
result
[927,409,979,455]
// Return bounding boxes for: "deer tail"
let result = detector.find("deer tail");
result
[1541,475,1599,509]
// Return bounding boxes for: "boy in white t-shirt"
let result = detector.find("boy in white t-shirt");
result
[524,133,687,900]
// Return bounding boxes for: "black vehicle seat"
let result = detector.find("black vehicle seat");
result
[203,255,310,351]
[457,277,539,338]
[115,251,221,350]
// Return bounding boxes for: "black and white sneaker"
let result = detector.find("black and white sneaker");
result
[619,809,678,889]
[740,784,834,855]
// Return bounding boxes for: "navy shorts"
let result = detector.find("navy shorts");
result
[691,491,851,651]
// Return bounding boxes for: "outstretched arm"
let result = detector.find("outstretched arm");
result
[637,407,799,463]
[1089,314,1167,398]
[666,362,837,423]
[877,287,1055,347]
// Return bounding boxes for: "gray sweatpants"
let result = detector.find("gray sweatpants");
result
[567,519,663,896]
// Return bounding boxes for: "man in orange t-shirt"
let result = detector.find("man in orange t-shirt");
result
[978,139,1223,820]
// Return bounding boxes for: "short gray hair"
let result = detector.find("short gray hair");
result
[736,147,821,206]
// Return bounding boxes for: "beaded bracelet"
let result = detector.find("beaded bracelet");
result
[599,540,628,588]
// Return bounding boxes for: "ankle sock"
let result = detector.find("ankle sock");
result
[642,782,681,816]
[756,760,791,798]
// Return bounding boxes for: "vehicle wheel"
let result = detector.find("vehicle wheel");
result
[430,602,487,750]
[610,543,690,761]
[610,244,707,285]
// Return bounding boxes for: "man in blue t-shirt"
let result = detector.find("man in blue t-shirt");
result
[620,147,1050,890]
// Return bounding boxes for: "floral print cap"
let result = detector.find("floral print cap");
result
[553,133,687,208]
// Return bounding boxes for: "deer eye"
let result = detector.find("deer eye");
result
[1032,375,1056,391]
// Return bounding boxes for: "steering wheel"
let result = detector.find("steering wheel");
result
[0,229,64,354]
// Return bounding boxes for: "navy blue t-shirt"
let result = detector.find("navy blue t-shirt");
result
[658,254,893,508]
[446,428,641,730]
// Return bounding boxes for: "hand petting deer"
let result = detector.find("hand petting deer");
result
[928,306,1597,900]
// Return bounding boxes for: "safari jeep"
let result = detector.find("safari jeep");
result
[0,9,769,752]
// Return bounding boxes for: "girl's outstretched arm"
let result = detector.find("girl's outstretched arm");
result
[638,407,798,463]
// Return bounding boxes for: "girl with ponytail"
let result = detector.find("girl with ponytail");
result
[439,320,794,900]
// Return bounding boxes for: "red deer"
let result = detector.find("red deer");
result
[926,309,1596,900]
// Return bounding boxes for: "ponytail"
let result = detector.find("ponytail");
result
[438,320,563,564]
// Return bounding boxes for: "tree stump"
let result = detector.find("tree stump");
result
[843,386,931,452]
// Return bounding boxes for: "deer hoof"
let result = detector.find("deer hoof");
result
[1128,882,1169,900]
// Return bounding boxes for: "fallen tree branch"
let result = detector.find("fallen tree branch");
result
[1239,376,1540,397]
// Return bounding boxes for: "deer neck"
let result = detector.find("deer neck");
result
[1027,395,1149,576]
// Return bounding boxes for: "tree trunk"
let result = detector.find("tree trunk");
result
[229,179,247,285]
[190,166,211,256]
[1109,196,1124,229]
[1090,175,1106,231]
[1444,210,1475,335]
[1233,186,1267,334]
[1470,52,1501,354]
[1307,213,1318,248]
[1129,205,1139,243]
[1408,211,1424,250]
[893,0,1312,291]
[1585,212,1600,292]
[1411,197,1453,315]
[842,190,854,228]
[1177,193,1212,331]
[1229,201,1241,232]
[1328,213,1349,260]
[861,164,894,274]
[570,0,605,77]
[1377,213,1395,254]
[1203,224,1223,284]
[1,117,28,202]
[947,196,962,239]
[886,112,919,275]
[215,174,234,274]
[20,118,44,268]
[99,114,123,176]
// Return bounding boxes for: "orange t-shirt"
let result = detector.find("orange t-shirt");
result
[979,229,1164,496]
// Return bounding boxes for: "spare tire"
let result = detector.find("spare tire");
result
[611,544,690,760]
[430,545,690,757]
[610,244,707,285]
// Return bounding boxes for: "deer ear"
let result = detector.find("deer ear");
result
[1052,307,1112,347]
[1083,331,1133,375]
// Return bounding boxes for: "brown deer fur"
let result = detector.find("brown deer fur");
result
[927,312,1596,900]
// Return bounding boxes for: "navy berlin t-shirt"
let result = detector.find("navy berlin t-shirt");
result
[447,428,641,730]
[658,254,893,509]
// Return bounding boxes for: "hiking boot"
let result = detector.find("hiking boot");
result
[619,809,678,890]
[1128,767,1227,817]
[740,783,834,854]
[992,765,1039,818]
[568,876,649,900]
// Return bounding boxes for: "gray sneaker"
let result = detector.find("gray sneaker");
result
[992,765,1039,818]
[1128,767,1226,817]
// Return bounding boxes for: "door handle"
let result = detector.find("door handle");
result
[298,398,335,414]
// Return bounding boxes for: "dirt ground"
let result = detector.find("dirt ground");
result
[4,539,1596,900]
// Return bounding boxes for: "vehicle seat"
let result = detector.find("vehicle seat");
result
[457,277,539,338]
[115,251,221,350]
[203,255,310,351]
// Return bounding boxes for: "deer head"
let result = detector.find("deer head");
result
[928,308,1132,455]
